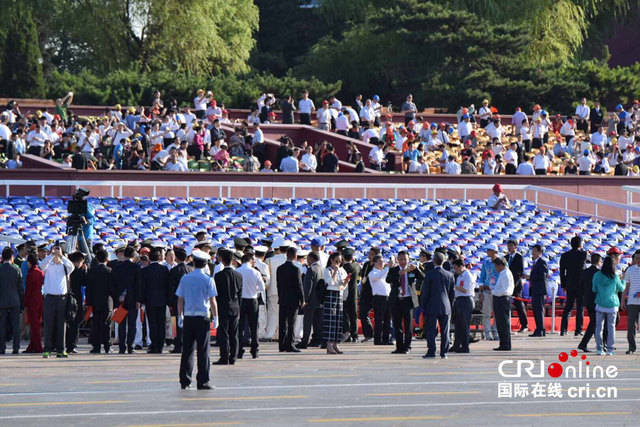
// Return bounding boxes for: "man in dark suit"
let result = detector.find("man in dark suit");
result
[526,244,549,337]
[560,236,587,336]
[387,251,424,354]
[141,248,170,354]
[276,247,304,352]
[421,252,455,359]
[341,248,361,342]
[358,247,380,342]
[213,249,243,365]
[168,248,193,353]
[578,254,602,352]
[112,246,143,354]
[589,102,604,134]
[86,249,117,353]
[505,240,528,333]
[0,247,23,355]
[299,251,323,349]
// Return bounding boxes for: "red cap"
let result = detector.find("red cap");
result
[634,100,639,104]
[140,247,150,254]
[264,160,272,167]
[607,247,622,255]
[493,184,503,193]
[322,100,329,105]
[534,104,541,110]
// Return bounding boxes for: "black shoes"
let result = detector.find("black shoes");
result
[391,349,406,354]
[493,347,511,351]
[197,383,214,390]
[422,353,435,359]
[213,359,229,365]
[90,348,101,354]
[286,346,301,353]
[578,346,592,353]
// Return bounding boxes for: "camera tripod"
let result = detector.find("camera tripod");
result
[65,218,93,264]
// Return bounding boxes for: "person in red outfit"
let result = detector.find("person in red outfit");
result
[24,253,44,353]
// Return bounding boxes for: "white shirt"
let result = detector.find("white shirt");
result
[455,270,475,299]
[520,125,531,140]
[255,259,270,285]
[516,162,535,175]
[252,128,264,144]
[300,153,317,172]
[330,99,342,110]
[596,157,610,173]
[503,149,518,166]
[575,104,590,120]
[165,160,187,171]
[0,124,11,140]
[560,121,575,136]
[238,263,266,299]
[444,161,461,175]
[512,111,527,127]
[360,106,375,122]
[41,255,75,295]
[493,268,514,297]
[316,108,331,124]
[590,132,606,148]
[532,153,549,170]
[336,114,349,131]
[280,156,299,173]
[267,254,287,296]
[625,264,640,305]
[458,121,472,138]
[324,266,347,292]
[578,155,594,172]
[344,107,359,123]
[298,99,315,114]
[368,267,390,296]
[194,96,208,111]
[362,128,379,144]
[485,123,503,140]
[369,145,383,164]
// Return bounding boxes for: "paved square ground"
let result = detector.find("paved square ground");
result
[0,334,638,426]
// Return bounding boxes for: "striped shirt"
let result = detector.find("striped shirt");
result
[624,264,640,305]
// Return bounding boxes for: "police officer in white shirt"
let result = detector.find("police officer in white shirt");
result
[298,91,315,125]
[237,252,265,359]
[41,244,75,358]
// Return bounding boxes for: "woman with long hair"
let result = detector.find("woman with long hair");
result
[323,252,348,354]
[593,256,626,355]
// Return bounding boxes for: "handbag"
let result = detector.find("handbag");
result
[112,305,129,324]
[63,264,78,323]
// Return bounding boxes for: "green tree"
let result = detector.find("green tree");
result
[0,0,46,97]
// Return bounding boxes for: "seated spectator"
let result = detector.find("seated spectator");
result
[243,148,260,172]
[578,150,595,175]
[594,152,610,174]
[6,154,22,169]
[488,184,511,210]
[165,150,187,171]
[260,160,274,173]
[460,156,477,175]
[214,142,230,168]
[564,159,578,175]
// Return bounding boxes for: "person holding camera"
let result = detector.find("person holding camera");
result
[41,244,75,358]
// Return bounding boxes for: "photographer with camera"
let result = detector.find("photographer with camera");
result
[41,243,75,358]
[66,189,95,263]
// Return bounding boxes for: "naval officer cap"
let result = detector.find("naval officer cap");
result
[191,249,211,262]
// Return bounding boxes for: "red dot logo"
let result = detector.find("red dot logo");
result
[570,350,578,357]
[558,352,569,362]
[548,363,563,378]
[581,355,586,360]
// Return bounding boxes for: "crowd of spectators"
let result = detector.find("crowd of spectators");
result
[2,90,640,176]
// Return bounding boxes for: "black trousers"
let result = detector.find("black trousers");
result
[43,294,66,353]
[531,294,546,333]
[576,119,588,132]
[0,307,20,352]
[535,169,547,175]
[359,297,374,339]
[302,305,323,346]
[90,310,111,350]
[523,140,531,153]
[372,295,391,344]
[561,289,584,333]
[505,163,517,175]
[343,297,358,339]
[300,113,311,125]
[453,297,473,352]
[218,314,239,362]
[118,308,138,351]
[493,296,511,350]
[579,305,596,348]
[425,314,450,357]
[65,303,83,351]
[532,138,542,150]
[278,304,298,351]
[180,316,211,387]
[239,298,259,354]
[146,306,166,353]
[391,298,413,351]
[512,285,528,329]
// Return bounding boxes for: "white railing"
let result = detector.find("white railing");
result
[623,186,640,223]
[0,179,527,200]
[0,179,636,225]
[524,185,640,226]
